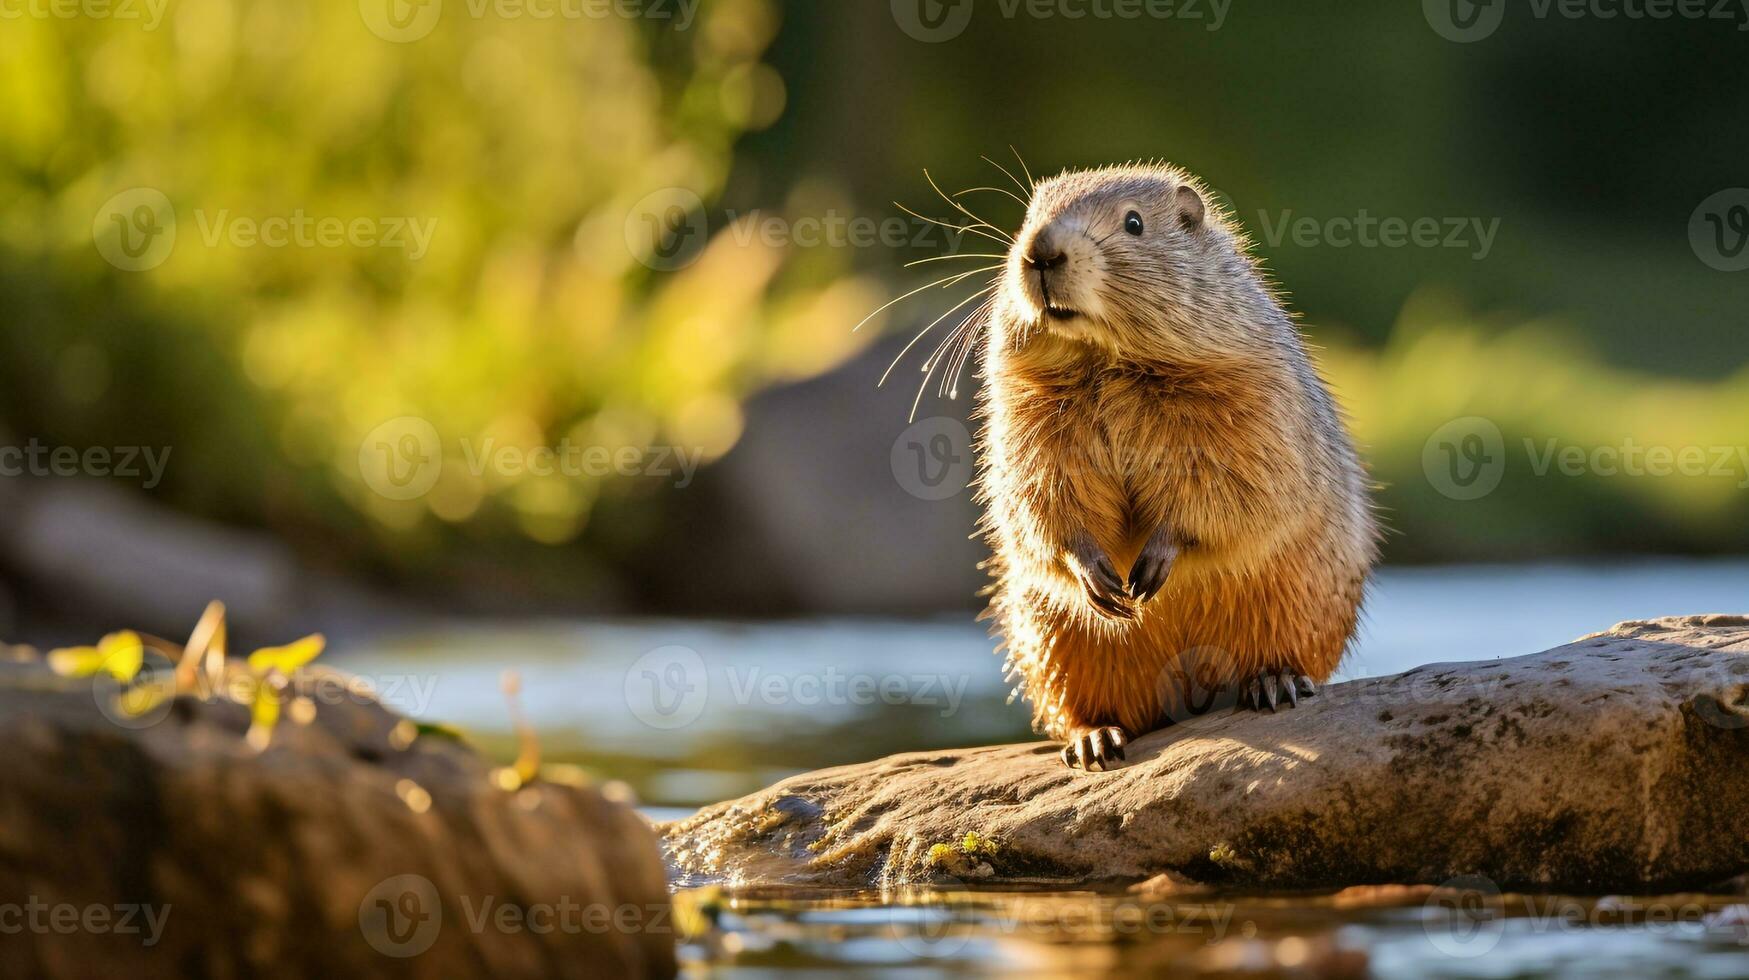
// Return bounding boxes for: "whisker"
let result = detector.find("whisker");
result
[946,301,990,399]
[928,322,970,398]
[913,292,994,420]
[935,294,990,401]
[853,264,1001,333]
[1010,145,1036,191]
[925,169,1014,244]
[956,185,1030,209]
[895,201,1012,249]
[981,155,1032,201]
[879,280,997,388]
[904,252,1007,268]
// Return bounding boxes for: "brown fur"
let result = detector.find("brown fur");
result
[973,162,1380,748]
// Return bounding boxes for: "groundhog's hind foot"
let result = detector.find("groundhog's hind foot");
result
[1060,726,1127,771]
[1240,671,1317,712]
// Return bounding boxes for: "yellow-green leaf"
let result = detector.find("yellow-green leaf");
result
[246,681,281,751]
[47,631,143,682]
[246,634,325,675]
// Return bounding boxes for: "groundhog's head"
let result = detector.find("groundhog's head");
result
[1001,164,1270,363]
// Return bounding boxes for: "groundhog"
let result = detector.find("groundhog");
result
[973,162,1380,770]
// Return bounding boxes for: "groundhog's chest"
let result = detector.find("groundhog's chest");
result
[1001,367,1296,552]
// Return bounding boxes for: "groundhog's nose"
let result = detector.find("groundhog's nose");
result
[1025,232,1067,271]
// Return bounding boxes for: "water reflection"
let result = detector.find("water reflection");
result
[673,886,1749,978]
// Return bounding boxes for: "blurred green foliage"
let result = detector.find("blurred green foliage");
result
[0,0,877,580]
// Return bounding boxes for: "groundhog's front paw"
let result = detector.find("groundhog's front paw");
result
[1065,539,1133,620]
[1239,670,1318,712]
[1127,528,1180,604]
[1060,726,1127,771]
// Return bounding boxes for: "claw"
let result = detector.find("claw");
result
[1069,539,1136,621]
[1060,727,1129,772]
[1239,671,1319,713]
[1126,528,1179,605]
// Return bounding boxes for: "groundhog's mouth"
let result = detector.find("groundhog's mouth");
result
[1044,306,1080,322]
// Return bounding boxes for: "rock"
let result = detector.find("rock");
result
[0,659,676,979]
[663,614,1749,893]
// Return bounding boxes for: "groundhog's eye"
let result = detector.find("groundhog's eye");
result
[1124,211,1145,236]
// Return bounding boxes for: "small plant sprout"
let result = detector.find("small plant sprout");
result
[491,669,543,792]
[242,634,327,751]
[45,602,326,752]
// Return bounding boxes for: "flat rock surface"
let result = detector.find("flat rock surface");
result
[663,615,1749,892]
[0,658,675,979]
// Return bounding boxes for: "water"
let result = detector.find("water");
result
[335,561,1749,978]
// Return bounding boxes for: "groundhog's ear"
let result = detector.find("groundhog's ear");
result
[1174,185,1206,229]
